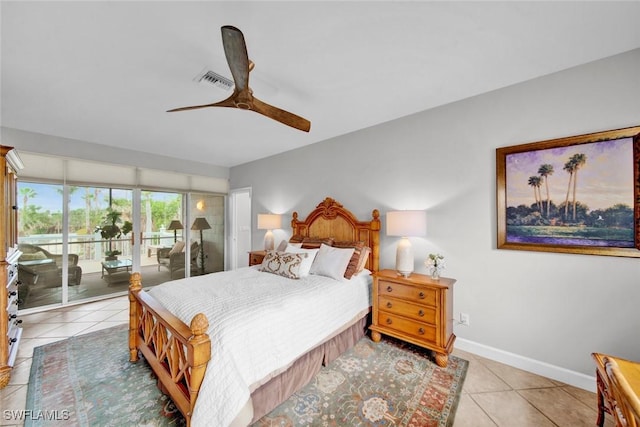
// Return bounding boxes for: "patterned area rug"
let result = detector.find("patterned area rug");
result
[253,338,468,427]
[26,325,467,427]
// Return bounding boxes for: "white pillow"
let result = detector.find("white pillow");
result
[309,243,355,281]
[277,240,303,252]
[285,244,318,277]
[168,240,185,255]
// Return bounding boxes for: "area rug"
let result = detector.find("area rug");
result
[26,324,467,427]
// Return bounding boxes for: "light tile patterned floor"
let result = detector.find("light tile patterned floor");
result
[1,296,615,426]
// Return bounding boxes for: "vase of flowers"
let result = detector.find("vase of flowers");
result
[425,253,445,280]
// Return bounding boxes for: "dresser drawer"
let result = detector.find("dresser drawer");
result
[249,251,266,266]
[377,311,437,342]
[378,280,436,306]
[378,295,437,324]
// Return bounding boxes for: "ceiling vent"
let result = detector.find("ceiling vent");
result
[194,69,234,91]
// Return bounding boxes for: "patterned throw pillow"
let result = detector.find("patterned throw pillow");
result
[301,236,334,249]
[260,251,308,279]
[289,235,304,244]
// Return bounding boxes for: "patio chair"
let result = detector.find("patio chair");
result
[17,243,83,300]
[157,241,199,279]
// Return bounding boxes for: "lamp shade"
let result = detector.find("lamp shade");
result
[257,214,282,230]
[167,220,183,231]
[191,217,211,231]
[386,210,427,237]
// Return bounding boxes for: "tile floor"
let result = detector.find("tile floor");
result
[1,296,615,427]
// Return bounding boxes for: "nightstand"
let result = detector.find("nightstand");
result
[369,269,456,367]
[248,250,266,266]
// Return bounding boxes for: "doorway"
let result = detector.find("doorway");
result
[229,188,251,270]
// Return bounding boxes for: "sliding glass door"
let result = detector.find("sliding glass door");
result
[17,182,135,310]
[139,190,186,280]
[16,180,225,311]
[16,182,64,309]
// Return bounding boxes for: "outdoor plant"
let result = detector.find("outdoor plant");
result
[95,209,132,259]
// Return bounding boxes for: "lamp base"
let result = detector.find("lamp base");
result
[395,237,414,277]
[264,230,275,251]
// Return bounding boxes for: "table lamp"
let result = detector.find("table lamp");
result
[257,214,282,251]
[386,210,427,277]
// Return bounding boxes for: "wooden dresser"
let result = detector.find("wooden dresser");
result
[0,146,22,389]
[370,269,456,367]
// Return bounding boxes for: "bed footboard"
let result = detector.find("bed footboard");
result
[128,272,211,426]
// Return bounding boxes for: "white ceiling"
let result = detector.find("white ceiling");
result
[2,1,640,168]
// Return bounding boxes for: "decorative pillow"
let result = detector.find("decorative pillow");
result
[277,240,302,252]
[289,235,304,244]
[356,246,371,274]
[168,240,185,255]
[260,250,308,279]
[333,241,366,279]
[276,240,288,252]
[20,251,47,261]
[309,243,355,281]
[301,236,334,249]
[285,244,319,277]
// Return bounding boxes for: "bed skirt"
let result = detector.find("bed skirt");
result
[230,312,369,425]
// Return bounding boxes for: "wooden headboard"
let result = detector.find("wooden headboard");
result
[291,197,380,272]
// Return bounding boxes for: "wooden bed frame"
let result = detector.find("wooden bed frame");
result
[128,197,380,426]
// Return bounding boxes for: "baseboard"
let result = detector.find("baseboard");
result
[455,338,597,393]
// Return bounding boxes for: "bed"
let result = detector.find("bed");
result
[128,197,380,426]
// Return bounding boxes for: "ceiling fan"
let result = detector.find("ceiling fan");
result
[168,25,311,133]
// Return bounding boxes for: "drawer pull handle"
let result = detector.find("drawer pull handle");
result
[418,292,425,299]
[386,318,393,325]
[386,286,393,293]
[418,328,425,335]
[418,309,425,317]
[9,338,17,344]
[15,319,22,325]
[9,291,17,297]
[386,302,392,309]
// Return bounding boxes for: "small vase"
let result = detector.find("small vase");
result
[431,268,440,280]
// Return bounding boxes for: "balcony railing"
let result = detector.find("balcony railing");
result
[18,232,177,274]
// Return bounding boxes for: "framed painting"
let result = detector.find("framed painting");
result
[497,125,640,257]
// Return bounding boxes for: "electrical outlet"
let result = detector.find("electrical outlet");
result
[460,313,470,326]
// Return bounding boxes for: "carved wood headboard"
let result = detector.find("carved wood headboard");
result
[291,197,380,272]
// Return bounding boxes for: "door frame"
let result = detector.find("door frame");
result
[228,187,252,270]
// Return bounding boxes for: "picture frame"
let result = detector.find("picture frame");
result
[496,125,640,258]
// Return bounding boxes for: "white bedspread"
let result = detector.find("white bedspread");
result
[148,266,371,427]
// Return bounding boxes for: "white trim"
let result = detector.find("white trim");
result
[455,338,597,392]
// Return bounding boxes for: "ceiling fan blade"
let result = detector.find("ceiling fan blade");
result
[221,25,250,92]
[167,96,236,112]
[252,97,311,132]
[168,25,311,132]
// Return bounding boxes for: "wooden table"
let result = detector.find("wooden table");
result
[592,352,640,426]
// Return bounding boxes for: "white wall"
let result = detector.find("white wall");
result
[230,49,640,386]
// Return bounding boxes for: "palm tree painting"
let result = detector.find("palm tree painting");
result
[498,130,638,254]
